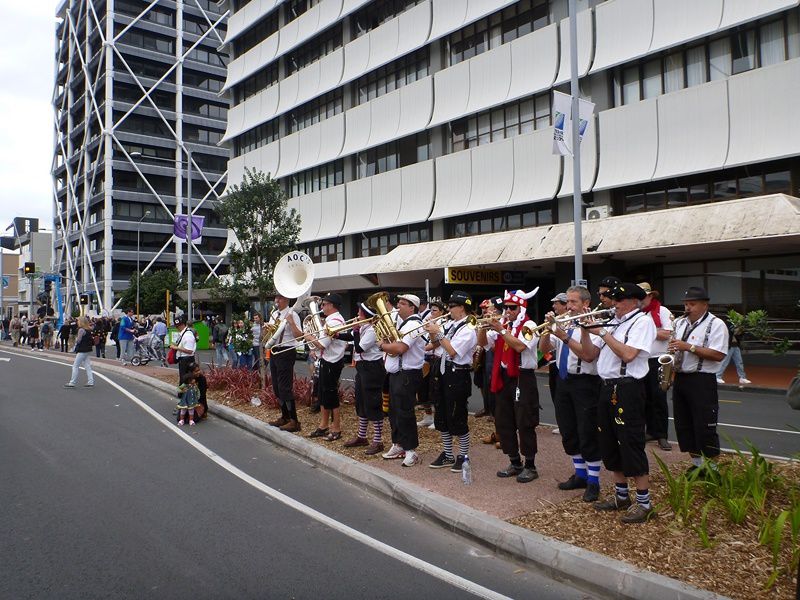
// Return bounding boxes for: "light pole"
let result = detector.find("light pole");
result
[136,210,151,319]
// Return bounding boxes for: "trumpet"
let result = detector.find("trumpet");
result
[466,315,497,330]
[404,314,451,339]
[526,308,616,337]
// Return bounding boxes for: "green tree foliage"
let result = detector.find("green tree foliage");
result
[119,269,183,315]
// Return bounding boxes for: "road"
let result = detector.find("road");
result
[0,350,592,600]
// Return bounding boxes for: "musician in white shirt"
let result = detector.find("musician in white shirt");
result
[580,282,657,524]
[668,286,728,470]
[267,293,304,432]
[424,291,477,472]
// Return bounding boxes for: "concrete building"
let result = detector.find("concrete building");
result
[222,0,800,318]
[0,244,20,319]
[52,0,231,315]
[5,219,53,318]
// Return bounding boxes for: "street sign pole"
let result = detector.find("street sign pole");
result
[569,0,584,286]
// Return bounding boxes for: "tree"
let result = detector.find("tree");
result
[119,268,183,316]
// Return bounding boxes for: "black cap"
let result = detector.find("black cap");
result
[322,293,343,308]
[174,315,185,325]
[448,290,473,307]
[599,276,621,289]
[428,296,445,310]
[684,286,710,301]
[490,296,504,310]
[609,282,647,301]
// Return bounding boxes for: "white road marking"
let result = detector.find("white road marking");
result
[0,357,11,362]
[2,349,514,600]
[668,416,800,436]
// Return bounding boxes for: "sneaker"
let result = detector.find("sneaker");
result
[382,444,405,460]
[63,383,75,388]
[558,474,588,490]
[416,414,434,427]
[716,378,725,384]
[516,467,539,483]
[738,378,751,384]
[582,482,600,502]
[552,427,560,435]
[594,495,632,512]
[427,422,436,430]
[401,451,420,467]
[620,503,656,524]
[84,383,94,387]
[450,455,465,473]
[429,452,456,469]
[178,420,185,426]
[497,463,524,478]
[189,420,196,426]
[657,438,672,451]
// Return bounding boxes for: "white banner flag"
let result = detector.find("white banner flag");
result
[578,97,596,144]
[552,92,595,156]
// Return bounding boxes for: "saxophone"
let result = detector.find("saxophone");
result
[657,312,686,391]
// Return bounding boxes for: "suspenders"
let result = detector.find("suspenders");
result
[618,311,644,377]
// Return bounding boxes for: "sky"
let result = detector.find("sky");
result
[0,1,59,235]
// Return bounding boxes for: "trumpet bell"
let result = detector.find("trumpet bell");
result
[274,251,315,299]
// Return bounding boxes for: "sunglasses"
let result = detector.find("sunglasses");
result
[504,305,519,310]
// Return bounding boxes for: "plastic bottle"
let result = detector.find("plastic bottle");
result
[462,455,473,485]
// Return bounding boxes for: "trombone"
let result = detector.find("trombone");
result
[524,308,616,338]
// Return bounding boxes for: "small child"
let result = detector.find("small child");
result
[176,372,200,426]
[192,364,208,419]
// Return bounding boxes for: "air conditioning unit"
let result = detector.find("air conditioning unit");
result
[586,205,611,220]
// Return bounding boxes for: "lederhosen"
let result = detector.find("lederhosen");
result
[353,328,385,422]
[597,312,649,477]
[672,314,720,458]
[553,330,601,462]
[389,315,423,451]
[433,320,471,437]
[270,313,298,421]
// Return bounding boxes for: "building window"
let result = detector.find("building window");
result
[288,90,343,133]
[116,0,174,26]
[184,43,228,68]
[353,48,429,105]
[286,23,342,75]
[184,69,226,93]
[232,11,280,56]
[115,26,175,54]
[356,132,430,179]
[446,0,549,65]
[448,202,555,238]
[289,160,344,197]
[358,223,431,257]
[232,63,279,102]
[301,238,344,263]
[184,97,228,120]
[351,0,424,38]
[286,0,322,24]
[449,92,550,152]
[233,118,279,157]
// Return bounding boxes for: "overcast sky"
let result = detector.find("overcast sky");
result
[0,1,58,235]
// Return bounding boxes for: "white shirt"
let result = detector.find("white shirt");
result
[554,327,602,375]
[355,323,383,362]
[318,311,346,362]
[442,317,477,366]
[674,312,729,374]
[596,310,656,380]
[645,305,674,355]
[517,325,540,370]
[273,306,302,349]
[176,327,196,358]
[251,322,262,347]
[385,315,425,373]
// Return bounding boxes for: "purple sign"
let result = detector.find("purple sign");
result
[173,215,205,243]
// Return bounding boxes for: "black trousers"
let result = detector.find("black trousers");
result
[481,350,496,415]
[177,356,195,382]
[597,378,649,477]
[416,358,433,407]
[319,358,344,409]
[553,373,602,461]
[644,357,669,439]
[672,372,720,458]
[270,348,297,420]
[389,369,422,451]
[434,366,471,437]
[355,359,385,422]
[495,368,540,461]
[548,363,559,404]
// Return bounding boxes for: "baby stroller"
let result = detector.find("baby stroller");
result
[131,333,163,366]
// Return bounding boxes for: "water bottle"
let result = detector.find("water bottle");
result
[461,455,473,485]
[515,386,521,402]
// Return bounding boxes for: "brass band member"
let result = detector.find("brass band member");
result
[547,293,569,435]
[597,276,621,310]
[342,302,386,456]
[267,293,304,432]
[638,282,674,451]
[307,294,347,442]
[418,298,446,429]
[580,283,657,524]
[539,286,604,502]
[379,294,425,467]
[480,289,541,484]
[669,286,728,472]
[425,291,477,472]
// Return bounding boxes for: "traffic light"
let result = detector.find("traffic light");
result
[44,279,52,294]
[23,262,35,275]
[79,294,89,305]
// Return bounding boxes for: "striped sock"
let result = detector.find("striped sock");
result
[615,483,629,500]
[458,433,470,457]
[586,461,601,486]
[441,432,454,459]
[357,417,368,439]
[371,419,383,444]
[636,489,651,509]
[571,455,587,480]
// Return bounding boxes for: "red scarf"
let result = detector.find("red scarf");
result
[490,319,528,393]
[642,298,663,328]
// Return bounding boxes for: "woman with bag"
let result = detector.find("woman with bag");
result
[64,317,95,388]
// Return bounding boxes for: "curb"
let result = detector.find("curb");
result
[3,346,726,600]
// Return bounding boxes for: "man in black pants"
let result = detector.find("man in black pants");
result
[546,293,569,434]
[170,317,197,381]
[669,286,728,472]
[267,293,304,432]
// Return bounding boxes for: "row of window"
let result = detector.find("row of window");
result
[184,44,227,68]
[351,0,424,38]
[114,83,174,110]
[184,124,224,145]
[185,69,226,93]
[116,0,174,26]
[616,161,795,215]
[289,160,344,198]
[450,92,551,152]
[358,223,431,258]
[448,203,555,238]
[614,10,800,106]
[356,132,430,179]
[233,11,279,56]
[116,27,174,54]
[287,23,342,75]
[117,143,173,163]
[233,63,279,103]
[301,238,344,263]
[447,0,549,66]
[233,119,279,157]
[353,48,429,106]
[289,90,343,133]
[184,98,228,120]
[286,0,322,25]
[116,113,173,138]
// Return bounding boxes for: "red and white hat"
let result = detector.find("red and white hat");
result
[503,288,539,308]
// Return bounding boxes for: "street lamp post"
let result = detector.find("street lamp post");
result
[136,210,151,319]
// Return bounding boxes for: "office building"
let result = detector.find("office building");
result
[222,0,800,317]
[53,0,231,313]
[5,218,52,318]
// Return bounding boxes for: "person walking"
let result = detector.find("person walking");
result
[212,317,229,367]
[58,320,71,352]
[10,315,21,347]
[118,308,136,365]
[716,312,751,385]
[64,316,95,388]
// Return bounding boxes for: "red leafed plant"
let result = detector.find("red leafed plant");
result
[205,366,331,408]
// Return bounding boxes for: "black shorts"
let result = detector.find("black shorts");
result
[434,366,471,436]
[319,358,344,409]
[597,378,648,477]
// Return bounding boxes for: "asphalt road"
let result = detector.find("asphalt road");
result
[0,350,592,600]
